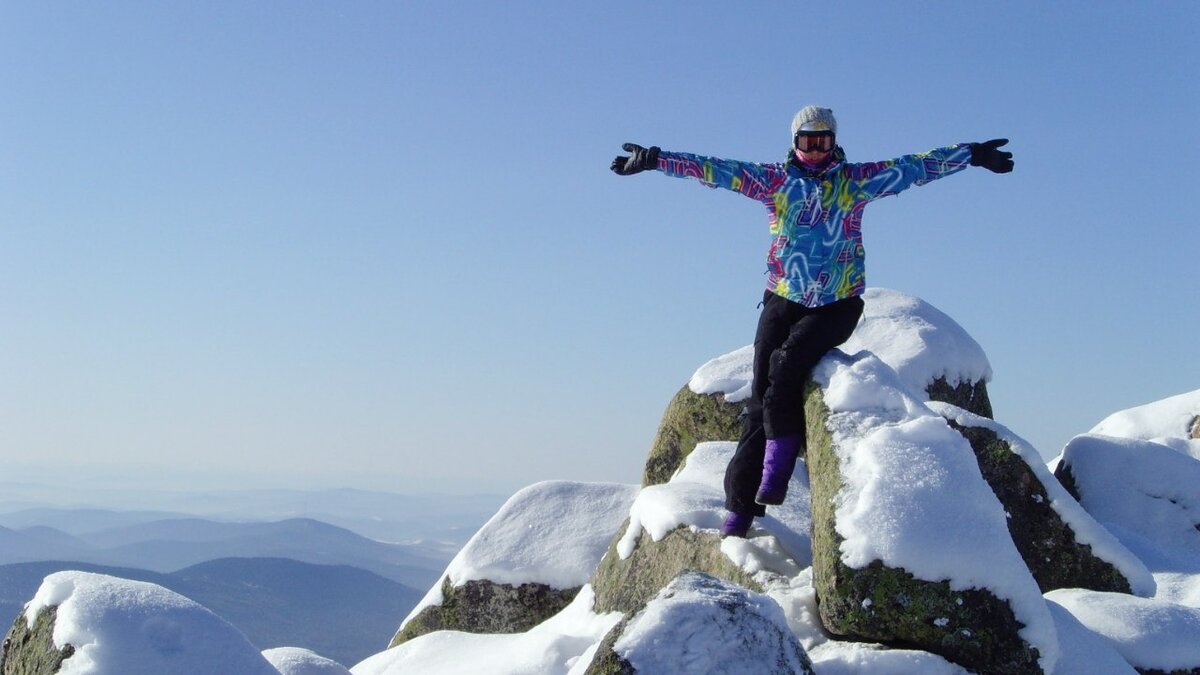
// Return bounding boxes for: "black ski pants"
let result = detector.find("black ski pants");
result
[724,291,864,516]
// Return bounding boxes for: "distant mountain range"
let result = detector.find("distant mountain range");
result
[0,515,446,589]
[0,557,420,668]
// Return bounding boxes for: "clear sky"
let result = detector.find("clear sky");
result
[1,2,1197,496]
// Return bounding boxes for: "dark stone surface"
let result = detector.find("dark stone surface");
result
[389,577,578,648]
[926,376,994,419]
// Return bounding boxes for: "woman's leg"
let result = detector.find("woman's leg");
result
[723,292,794,519]
[755,296,865,504]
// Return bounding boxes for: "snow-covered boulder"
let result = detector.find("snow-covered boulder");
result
[933,403,1153,595]
[391,481,637,647]
[584,571,814,675]
[651,288,995,486]
[264,647,353,675]
[591,442,809,615]
[354,586,621,675]
[806,352,1055,674]
[1047,588,1200,674]
[0,571,278,675]
[1089,389,1200,447]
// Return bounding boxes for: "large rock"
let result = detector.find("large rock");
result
[1,571,278,675]
[806,354,1055,674]
[1048,589,1200,675]
[642,385,743,486]
[933,404,1153,595]
[647,288,996,485]
[585,572,814,675]
[1,606,74,675]
[591,523,761,615]
[391,481,637,647]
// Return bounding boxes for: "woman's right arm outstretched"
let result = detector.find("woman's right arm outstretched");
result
[611,143,779,202]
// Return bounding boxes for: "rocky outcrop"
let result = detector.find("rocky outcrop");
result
[642,386,743,486]
[585,572,814,675]
[940,413,1134,593]
[1191,415,1200,440]
[590,522,760,615]
[390,481,638,648]
[390,577,578,647]
[804,374,1046,674]
[1,607,74,675]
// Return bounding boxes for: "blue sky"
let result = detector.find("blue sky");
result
[1,2,1197,495]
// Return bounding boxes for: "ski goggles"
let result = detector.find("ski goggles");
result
[794,132,834,152]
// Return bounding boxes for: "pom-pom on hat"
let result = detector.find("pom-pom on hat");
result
[791,105,837,136]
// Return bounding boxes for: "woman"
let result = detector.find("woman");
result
[611,106,1013,538]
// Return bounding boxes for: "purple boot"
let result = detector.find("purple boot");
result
[720,511,754,538]
[756,435,802,505]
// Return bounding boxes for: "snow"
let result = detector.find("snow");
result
[263,648,352,675]
[813,351,1059,673]
[617,442,812,570]
[398,480,637,631]
[1047,589,1200,672]
[1043,601,1136,675]
[1090,388,1200,448]
[688,288,991,403]
[351,585,621,675]
[1060,433,1200,605]
[22,571,279,675]
[611,571,811,675]
[929,402,1155,596]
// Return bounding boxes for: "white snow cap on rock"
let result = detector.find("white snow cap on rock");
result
[263,647,352,675]
[1090,388,1200,458]
[23,571,279,675]
[399,480,638,631]
[1048,588,1200,673]
[689,288,991,403]
[613,571,812,675]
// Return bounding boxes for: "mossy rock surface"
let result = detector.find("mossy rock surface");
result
[642,386,743,487]
[2,606,74,675]
[946,420,1132,594]
[389,577,578,648]
[805,383,1043,674]
[590,522,761,615]
[927,376,994,419]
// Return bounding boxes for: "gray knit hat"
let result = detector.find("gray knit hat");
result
[791,105,837,137]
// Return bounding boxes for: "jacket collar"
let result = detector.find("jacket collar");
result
[787,146,845,178]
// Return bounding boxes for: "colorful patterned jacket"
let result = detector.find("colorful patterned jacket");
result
[656,144,973,307]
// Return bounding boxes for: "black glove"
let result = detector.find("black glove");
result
[969,138,1013,174]
[610,143,660,176]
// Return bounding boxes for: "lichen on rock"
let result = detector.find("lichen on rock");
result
[641,386,743,487]
[590,522,761,616]
[1,606,75,675]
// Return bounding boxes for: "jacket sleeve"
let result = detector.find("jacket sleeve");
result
[655,151,780,203]
[851,144,973,202]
